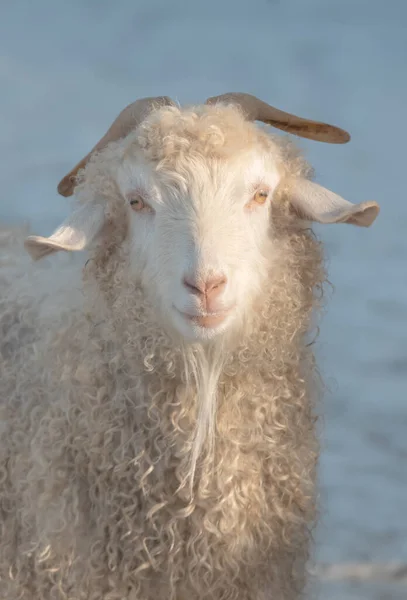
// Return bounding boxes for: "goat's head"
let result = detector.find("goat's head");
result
[25,94,380,343]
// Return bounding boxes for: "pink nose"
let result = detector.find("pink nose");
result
[183,274,227,303]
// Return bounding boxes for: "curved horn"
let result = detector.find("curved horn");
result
[57,96,175,197]
[205,92,350,144]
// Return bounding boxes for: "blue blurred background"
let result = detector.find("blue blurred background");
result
[1,1,406,598]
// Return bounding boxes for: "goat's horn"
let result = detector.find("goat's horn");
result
[205,92,350,144]
[57,96,175,197]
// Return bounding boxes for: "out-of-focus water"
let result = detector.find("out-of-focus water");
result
[1,1,406,597]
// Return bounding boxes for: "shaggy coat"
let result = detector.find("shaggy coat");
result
[1,105,334,600]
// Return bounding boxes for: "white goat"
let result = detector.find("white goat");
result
[0,93,379,600]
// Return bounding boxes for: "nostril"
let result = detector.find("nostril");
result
[183,276,204,295]
[206,276,227,293]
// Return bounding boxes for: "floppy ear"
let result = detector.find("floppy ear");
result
[284,178,380,227]
[24,202,105,260]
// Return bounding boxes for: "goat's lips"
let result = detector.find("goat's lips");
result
[174,307,231,328]
[188,313,227,328]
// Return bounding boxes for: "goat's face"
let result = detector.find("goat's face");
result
[118,147,281,342]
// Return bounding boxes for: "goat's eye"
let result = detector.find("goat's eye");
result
[130,197,145,211]
[253,189,269,204]
[246,187,271,211]
[128,193,153,213]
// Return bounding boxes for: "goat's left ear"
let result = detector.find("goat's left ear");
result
[24,202,105,260]
[283,178,380,227]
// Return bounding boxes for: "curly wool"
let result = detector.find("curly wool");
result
[0,107,325,600]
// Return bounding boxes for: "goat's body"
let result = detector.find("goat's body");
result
[0,220,323,600]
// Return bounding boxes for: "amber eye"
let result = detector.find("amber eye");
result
[253,189,269,204]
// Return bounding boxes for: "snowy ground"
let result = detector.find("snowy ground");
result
[1,1,407,598]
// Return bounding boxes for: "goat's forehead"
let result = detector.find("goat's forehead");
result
[124,105,276,163]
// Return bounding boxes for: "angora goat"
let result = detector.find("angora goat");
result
[0,93,379,600]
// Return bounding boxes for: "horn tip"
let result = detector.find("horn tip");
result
[57,175,75,197]
[338,129,351,144]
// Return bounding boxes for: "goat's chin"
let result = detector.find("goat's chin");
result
[170,306,236,343]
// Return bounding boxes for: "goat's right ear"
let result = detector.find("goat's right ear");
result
[24,203,105,261]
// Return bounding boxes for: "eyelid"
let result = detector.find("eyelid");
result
[252,181,270,192]
[127,187,146,199]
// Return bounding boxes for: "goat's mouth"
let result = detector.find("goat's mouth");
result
[173,306,234,329]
